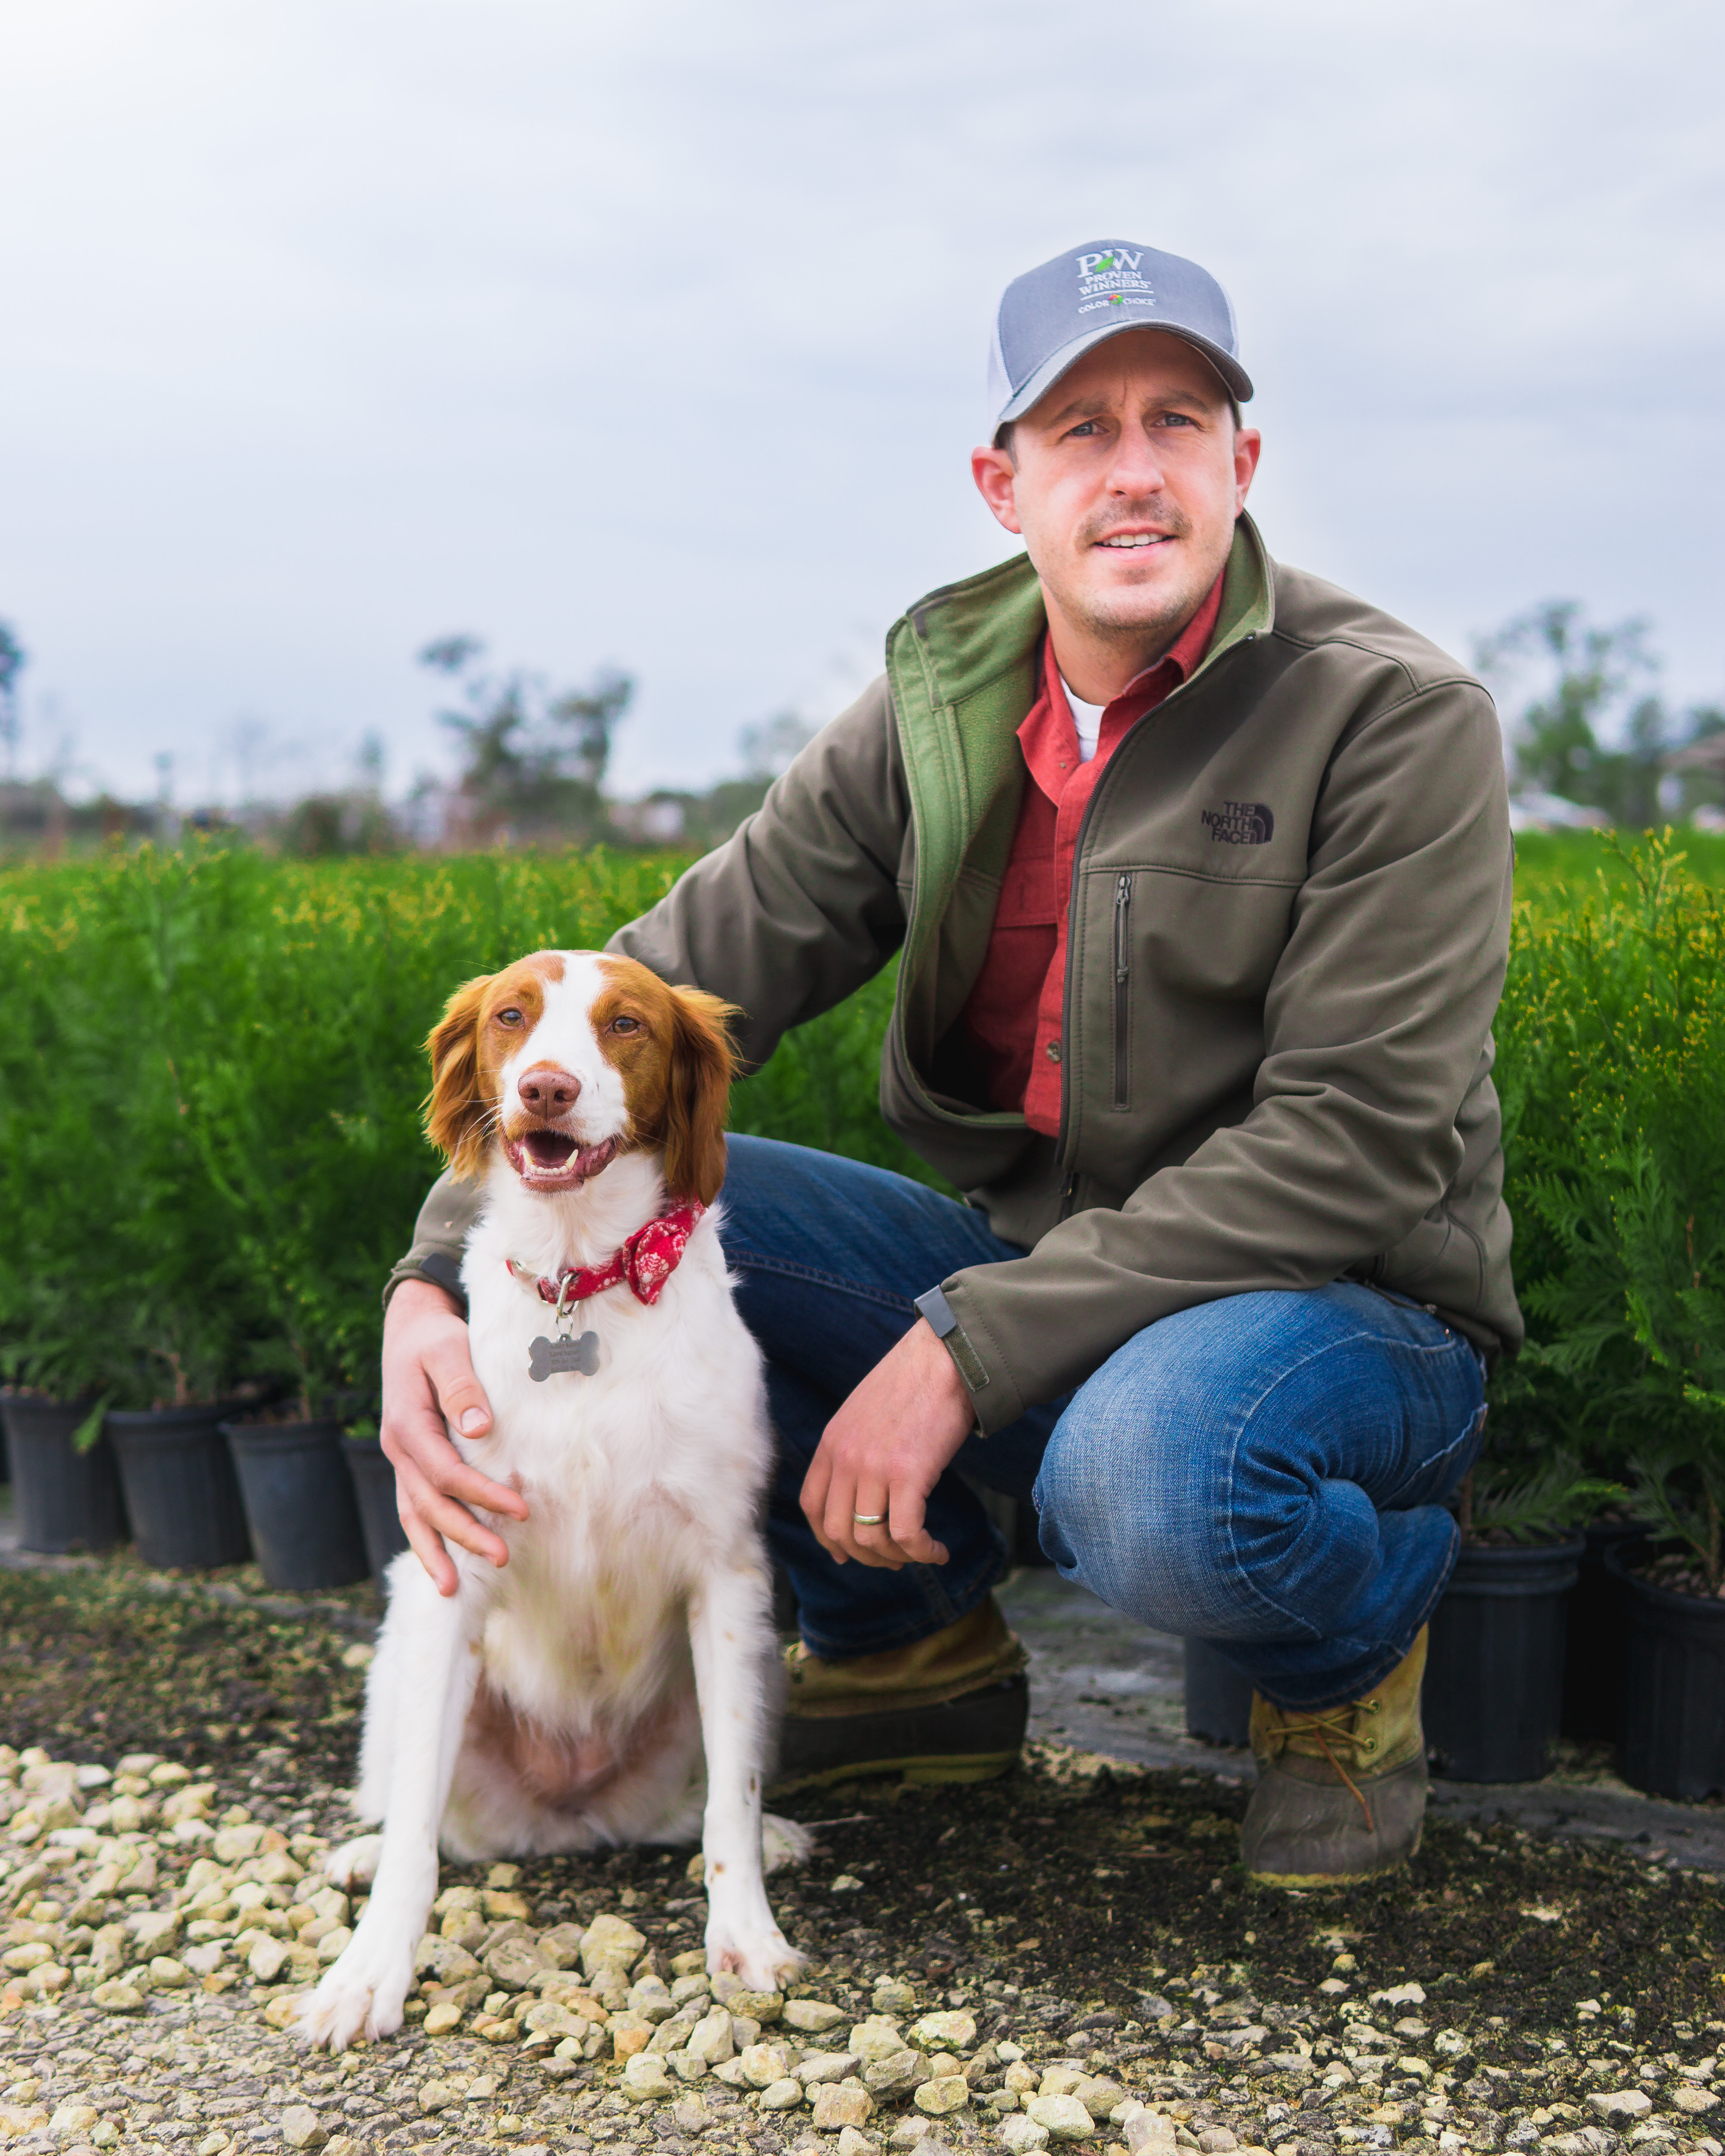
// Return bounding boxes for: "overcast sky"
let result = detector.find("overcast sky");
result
[2,0,1721,805]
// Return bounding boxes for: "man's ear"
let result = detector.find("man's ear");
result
[970,442,1023,535]
[661,987,740,1206]
[424,973,495,1179]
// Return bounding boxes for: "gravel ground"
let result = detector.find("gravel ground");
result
[3,1565,1725,2156]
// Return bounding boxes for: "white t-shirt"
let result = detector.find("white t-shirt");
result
[1060,675,1107,764]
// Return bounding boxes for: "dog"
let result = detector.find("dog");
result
[298,950,805,2052]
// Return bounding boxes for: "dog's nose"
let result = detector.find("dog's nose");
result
[517,1065,583,1114]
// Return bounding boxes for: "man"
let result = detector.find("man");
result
[381,239,1519,1886]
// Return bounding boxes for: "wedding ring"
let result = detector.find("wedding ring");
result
[852,1512,888,1526]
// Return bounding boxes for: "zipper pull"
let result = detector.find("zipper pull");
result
[1113,872,1132,979]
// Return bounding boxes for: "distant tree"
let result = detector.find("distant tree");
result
[419,636,633,843]
[739,711,817,779]
[0,621,25,780]
[1475,601,1657,817]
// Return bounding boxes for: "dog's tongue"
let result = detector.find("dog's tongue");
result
[520,1131,617,1179]
[523,1131,576,1168]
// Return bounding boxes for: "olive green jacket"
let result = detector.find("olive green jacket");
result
[392,518,1521,1432]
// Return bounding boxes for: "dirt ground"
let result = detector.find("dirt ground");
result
[2,1561,1723,2156]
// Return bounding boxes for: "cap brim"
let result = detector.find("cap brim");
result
[997,320,1253,424]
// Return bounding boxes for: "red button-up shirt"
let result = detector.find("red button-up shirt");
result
[959,572,1226,1135]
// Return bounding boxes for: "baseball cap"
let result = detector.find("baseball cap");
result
[988,240,1252,431]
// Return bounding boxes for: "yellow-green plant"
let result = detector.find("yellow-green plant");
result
[1493,837,1725,1586]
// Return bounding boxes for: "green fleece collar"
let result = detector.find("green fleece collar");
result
[895,511,1275,714]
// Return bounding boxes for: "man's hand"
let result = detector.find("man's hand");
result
[380,1277,527,1596]
[800,1319,975,1569]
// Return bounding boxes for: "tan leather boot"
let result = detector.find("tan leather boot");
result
[1240,1627,1429,1886]
[773,1596,1029,1790]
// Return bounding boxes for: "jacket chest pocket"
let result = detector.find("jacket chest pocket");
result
[1099,867,1297,1118]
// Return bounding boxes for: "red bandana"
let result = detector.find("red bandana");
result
[508,1201,706,1310]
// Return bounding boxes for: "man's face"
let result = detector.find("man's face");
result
[972,329,1261,663]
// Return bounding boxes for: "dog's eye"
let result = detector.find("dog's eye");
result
[611,1015,641,1035]
[496,1008,524,1027]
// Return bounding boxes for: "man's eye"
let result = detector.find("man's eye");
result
[612,1015,641,1034]
[1069,420,1102,438]
[496,1008,523,1026]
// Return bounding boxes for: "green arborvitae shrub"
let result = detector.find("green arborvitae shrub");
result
[1489,836,1725,1584]
[0,842,935,1417]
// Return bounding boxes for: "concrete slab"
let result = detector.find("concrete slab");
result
[998,1564,1725,1874]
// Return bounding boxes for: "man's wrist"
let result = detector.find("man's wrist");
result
[387,1272,467,1325]
[913,1286,991,1411]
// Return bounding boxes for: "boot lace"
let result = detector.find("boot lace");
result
[1267,1701,1381,1831]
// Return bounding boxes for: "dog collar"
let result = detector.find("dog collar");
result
[506,1200,706,1312]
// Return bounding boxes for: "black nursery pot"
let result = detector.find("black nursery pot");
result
[0,1392,129,1554]
[1424,1534,1585,1783]
[224,1420,373,1592]
[107,1401,253,1569]
[1560,1520,1645,1743]
[340,1435,411,1579]
[1183,1636,1255,1747]
[1607,1541,1725,1800]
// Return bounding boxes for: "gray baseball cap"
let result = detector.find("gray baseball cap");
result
[988,239,1252,430]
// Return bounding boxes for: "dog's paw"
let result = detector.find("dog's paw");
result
[761,1813,813,1874]
[322,1833,385,1890]
[707,1910,805,1993]
[294,1932,412,2053]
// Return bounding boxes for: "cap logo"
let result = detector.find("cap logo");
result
[1075,248,1154,317]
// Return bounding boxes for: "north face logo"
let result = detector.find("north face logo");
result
[1201,800,1275,845]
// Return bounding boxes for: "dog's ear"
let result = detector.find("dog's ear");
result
[662,987,739,1206]
[424,973,496,1179]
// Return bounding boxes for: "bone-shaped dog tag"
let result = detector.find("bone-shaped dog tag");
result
[529,1332,601,1381]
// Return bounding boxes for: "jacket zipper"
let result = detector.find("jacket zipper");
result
[1112,871,1133,1108]
[1046,633,1251,1171]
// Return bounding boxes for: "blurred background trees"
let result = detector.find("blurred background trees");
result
[2,595,1722,859]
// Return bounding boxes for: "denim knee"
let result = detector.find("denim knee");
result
[1029,1289,1464,1648]
[1033,1383,1373,1645]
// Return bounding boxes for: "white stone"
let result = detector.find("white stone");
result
[741,2042,795,2088]
[1003,2119,1052,2154]
[787,1999,850,2035]
[281,2106,328,2149]
[851,2017,910,2062]
[581,1912,646,1979]
[687,2007,736,2064]
[1026,2095,1096,2142]
[812,2084,875,2130]
[1673,2087,1720,2116]
[837,2129,879,2156]
[623,2053,676,2103]
[1590,2093,1654,2121]
[759,2078,804,2112]
[914,2011,978,2052]
[916,2077,970,2118]
[800,2052,864,2087]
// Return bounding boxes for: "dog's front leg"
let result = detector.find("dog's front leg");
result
[689,1553,802,1990]
[297,1563,486,2051]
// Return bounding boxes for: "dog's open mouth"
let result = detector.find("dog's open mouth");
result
[506,1131,619,1188]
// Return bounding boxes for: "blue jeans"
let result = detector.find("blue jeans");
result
[720,1134,1487,1711]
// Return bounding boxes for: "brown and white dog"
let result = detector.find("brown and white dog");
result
[298,950,804,2052]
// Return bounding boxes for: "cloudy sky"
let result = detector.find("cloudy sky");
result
[1,0,1720,805]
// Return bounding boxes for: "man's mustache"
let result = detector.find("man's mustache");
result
[1078,497,1191,546]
